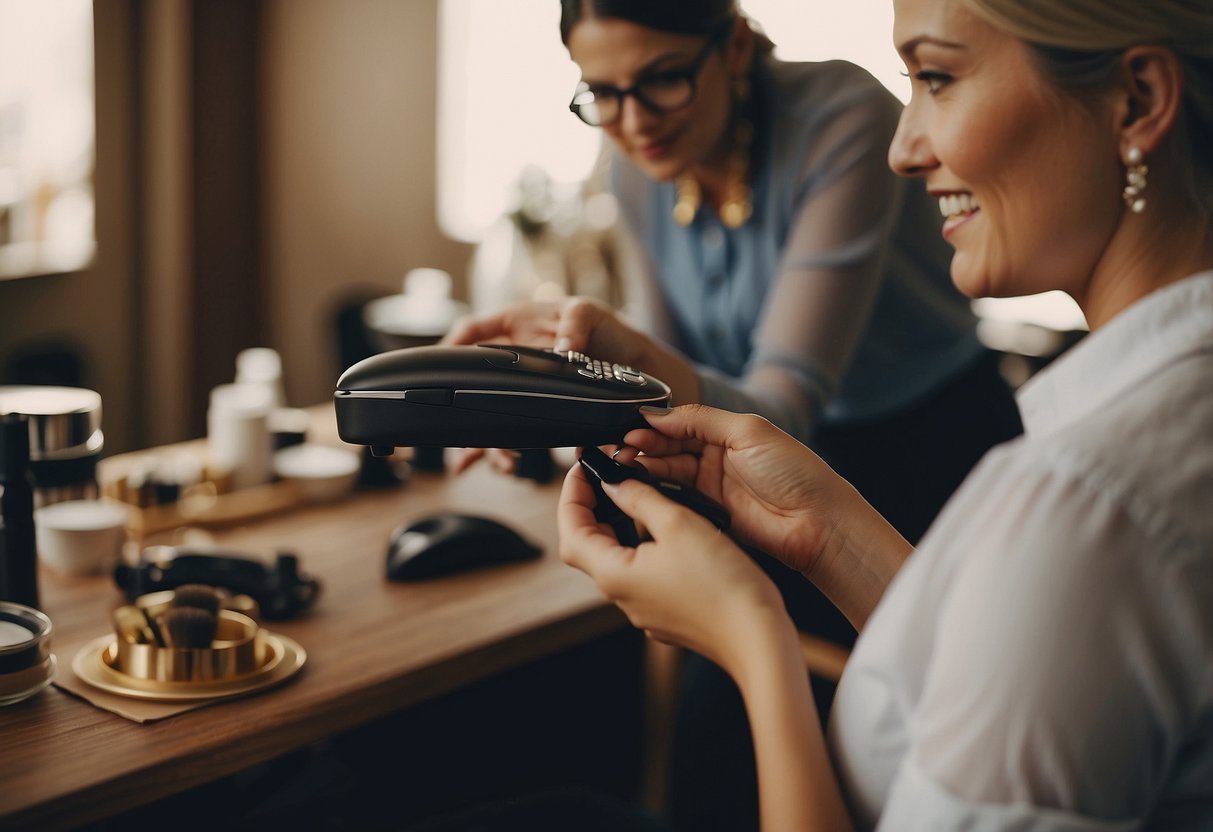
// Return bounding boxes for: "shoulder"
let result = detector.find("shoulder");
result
[1036,351,1213,553]
[761,57,901,131]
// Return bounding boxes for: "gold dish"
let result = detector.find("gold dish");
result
[113,609,259,682]
[71,631,305,702]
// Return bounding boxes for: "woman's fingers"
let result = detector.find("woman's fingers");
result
[605,478,717,542]
[554,298,608,355]
[442,302,563,348]
[557,466,634,576]
[442,312,508,346]
[638,404,776,450]
[450,447,486,474]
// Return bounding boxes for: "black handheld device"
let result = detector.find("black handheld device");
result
[334,345,672,456]
[577,446,731,546]
[114,546,321,620]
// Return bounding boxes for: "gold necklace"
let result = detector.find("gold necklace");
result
[673,80,753,230]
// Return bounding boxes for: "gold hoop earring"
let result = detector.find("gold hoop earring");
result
[1122,146,1148,214]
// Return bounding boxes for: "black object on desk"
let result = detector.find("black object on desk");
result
[334,345,671,455]
[385,512,541,581]
[0,414,38,609]
[577,446,730,547]
[114,547,321,620]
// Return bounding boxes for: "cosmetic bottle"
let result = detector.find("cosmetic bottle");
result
[0,385,104,507]
[0,414,39,609]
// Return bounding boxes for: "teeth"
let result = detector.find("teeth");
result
[939,193,979,218]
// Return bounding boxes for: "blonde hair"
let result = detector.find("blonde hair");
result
[960,0,1213,214]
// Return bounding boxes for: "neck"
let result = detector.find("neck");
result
[687,122,742,207]
[1082,198,1213,330]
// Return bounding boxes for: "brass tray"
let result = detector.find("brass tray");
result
[72,631,305,702]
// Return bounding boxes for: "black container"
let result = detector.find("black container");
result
[0,385,103,507]
[0,414,38,609]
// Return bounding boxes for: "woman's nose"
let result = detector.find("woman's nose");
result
[888,98,935,177]
[617,93,660,135]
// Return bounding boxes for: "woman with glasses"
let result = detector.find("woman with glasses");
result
[446,3,1020,827]
[449,0,1019,549]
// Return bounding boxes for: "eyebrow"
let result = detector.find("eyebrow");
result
[898,35,965,60]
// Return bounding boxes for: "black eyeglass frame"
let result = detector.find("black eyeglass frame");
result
[568,18,735,127]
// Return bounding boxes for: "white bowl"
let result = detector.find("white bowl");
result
[34,499,130,576]
[273,444,360,503]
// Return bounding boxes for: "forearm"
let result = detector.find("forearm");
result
[810,481,914,631]
[731,609,854,832]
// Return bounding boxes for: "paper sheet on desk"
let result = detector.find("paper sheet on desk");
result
[52,642,213,723]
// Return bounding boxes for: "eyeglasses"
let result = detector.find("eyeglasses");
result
[568,20,733,127]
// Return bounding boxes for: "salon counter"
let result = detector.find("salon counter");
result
[0,424,630,830]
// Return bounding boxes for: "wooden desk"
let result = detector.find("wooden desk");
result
[0,449,628,831]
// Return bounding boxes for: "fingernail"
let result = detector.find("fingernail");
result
[639,405,672,415]
[554,337,571,353]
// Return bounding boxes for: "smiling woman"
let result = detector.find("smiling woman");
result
[0,0,95,280]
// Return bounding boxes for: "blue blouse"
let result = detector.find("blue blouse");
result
[610,58,982,444]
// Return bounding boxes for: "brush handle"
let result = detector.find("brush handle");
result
[111,605,155,644]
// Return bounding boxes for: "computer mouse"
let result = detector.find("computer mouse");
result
[385,512,542,581]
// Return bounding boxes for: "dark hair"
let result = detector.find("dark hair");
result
[559,0,739,45]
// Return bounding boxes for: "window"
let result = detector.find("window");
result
[436,0,910,244]
[0,0,96,280]
[437,0,1083,332]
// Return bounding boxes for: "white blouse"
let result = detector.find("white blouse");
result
[829,271,1213,830]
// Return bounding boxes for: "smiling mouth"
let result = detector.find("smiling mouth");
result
[636,132,679,160]
[939,193,980,220]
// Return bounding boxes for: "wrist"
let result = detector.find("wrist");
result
[720,593,798,686]
[804,481,912,631]
[728,604,805,702]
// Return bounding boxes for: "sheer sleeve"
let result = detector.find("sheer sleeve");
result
[700,80,906,444]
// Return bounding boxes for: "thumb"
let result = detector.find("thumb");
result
[605,479,715,541]
[554,298,609,354]
[640,404,775,450]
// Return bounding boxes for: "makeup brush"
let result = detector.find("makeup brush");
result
[142,607,167,647]
[170,583,223,615]
[160,606,218,649]
[112,605,155,644]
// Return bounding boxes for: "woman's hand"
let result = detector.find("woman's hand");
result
[621,405,912,630]
[617,405,842,575]
[441,297,702,473]
[558,462,788,672]
[441,296,637,359]
[441,301,565,351]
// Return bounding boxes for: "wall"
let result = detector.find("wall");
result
[0,0,472,452]
[0,1,140,453]
[261,0,472,409]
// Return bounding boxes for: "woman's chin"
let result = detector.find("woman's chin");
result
[948,257,993,300]
[626,151,685,183]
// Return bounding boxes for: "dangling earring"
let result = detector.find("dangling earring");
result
[672,74,754,229]
[1122,146,1148,214]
